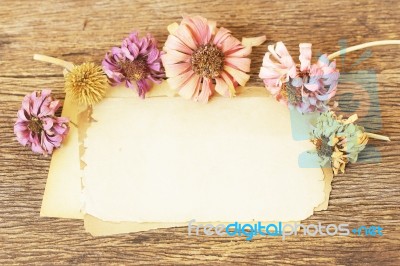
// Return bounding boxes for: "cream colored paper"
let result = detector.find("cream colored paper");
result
[84,168,332,236]
[40,82,333,236]
[81,85,327,224]
[40,94,85,219]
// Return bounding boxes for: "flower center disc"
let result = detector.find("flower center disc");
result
[120,57,149,81]
[281,81,302,104]
[28,117,43,134]
[191,44,225,79]
[316,136,333,158]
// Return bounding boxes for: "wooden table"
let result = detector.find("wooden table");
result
[1,0,399,264]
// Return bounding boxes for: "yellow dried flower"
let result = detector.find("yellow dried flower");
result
[65,62,108,105]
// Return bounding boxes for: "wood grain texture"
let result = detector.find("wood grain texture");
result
[0,0,399,264]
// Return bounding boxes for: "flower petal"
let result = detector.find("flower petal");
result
[220,71,236,97]
[226,46,252,57]
[220,35,242,53]
[215,77,230,97]
[174,24,198,51]
[164,62,191,78]
[164,34,194,55]
[225,57,251,72]
[223,65,250,86]
[178,74,201,99]
[167,70,195,91]
[196,78,212,103]
[299,43,312,71]
[213,27,231,46]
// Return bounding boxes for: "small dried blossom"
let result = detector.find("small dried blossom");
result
[259,42,339,113]
[14,90,69,156]
[310,111,369,174]
[65,62,108,105]
[102,31,164,98]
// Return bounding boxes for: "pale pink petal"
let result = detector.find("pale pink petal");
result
[178,74,201,99]
[183,16,211,45]
[175,24,198,50]
[164,62,191,77]
[223,65,250,86]
[299,43,312,71]
[17,109,30,121]
[220,36,242,53]
[225,57,251,72]
[304,83,320,92]
[220,71,236,97]
[31,140,44,154]
[164,35,194,55]
[213,27,231,46]
[167,70,195,91]
[215,77,230,97]
[167,49,191,63]
[196,78,212,103]
[259,66,280,79]
[161,52,189,65]
[226,46,252,57]
[274,42,291,58]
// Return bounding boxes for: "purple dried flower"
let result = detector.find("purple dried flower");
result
[14,90,69,156]
[102,31,164,98]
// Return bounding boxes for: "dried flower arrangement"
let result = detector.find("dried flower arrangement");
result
[14,15,398,176]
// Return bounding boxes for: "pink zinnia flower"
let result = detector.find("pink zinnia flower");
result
[161,15,252,103]
[102,32,164,98]
[14,90,69,156]
[259,42,339,113]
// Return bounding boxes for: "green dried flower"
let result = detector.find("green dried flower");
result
[310,111,369,175]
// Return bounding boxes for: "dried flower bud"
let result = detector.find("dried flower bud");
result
[311,111,369,174]
[65,62,108,105]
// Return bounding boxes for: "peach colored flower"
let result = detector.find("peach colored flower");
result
[161,15,251,103]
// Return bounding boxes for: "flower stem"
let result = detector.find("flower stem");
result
[366,132,390,141]
[33,54,75,71]
[328,40,400,60]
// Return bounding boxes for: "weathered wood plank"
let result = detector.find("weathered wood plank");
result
[0,0,399,264]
